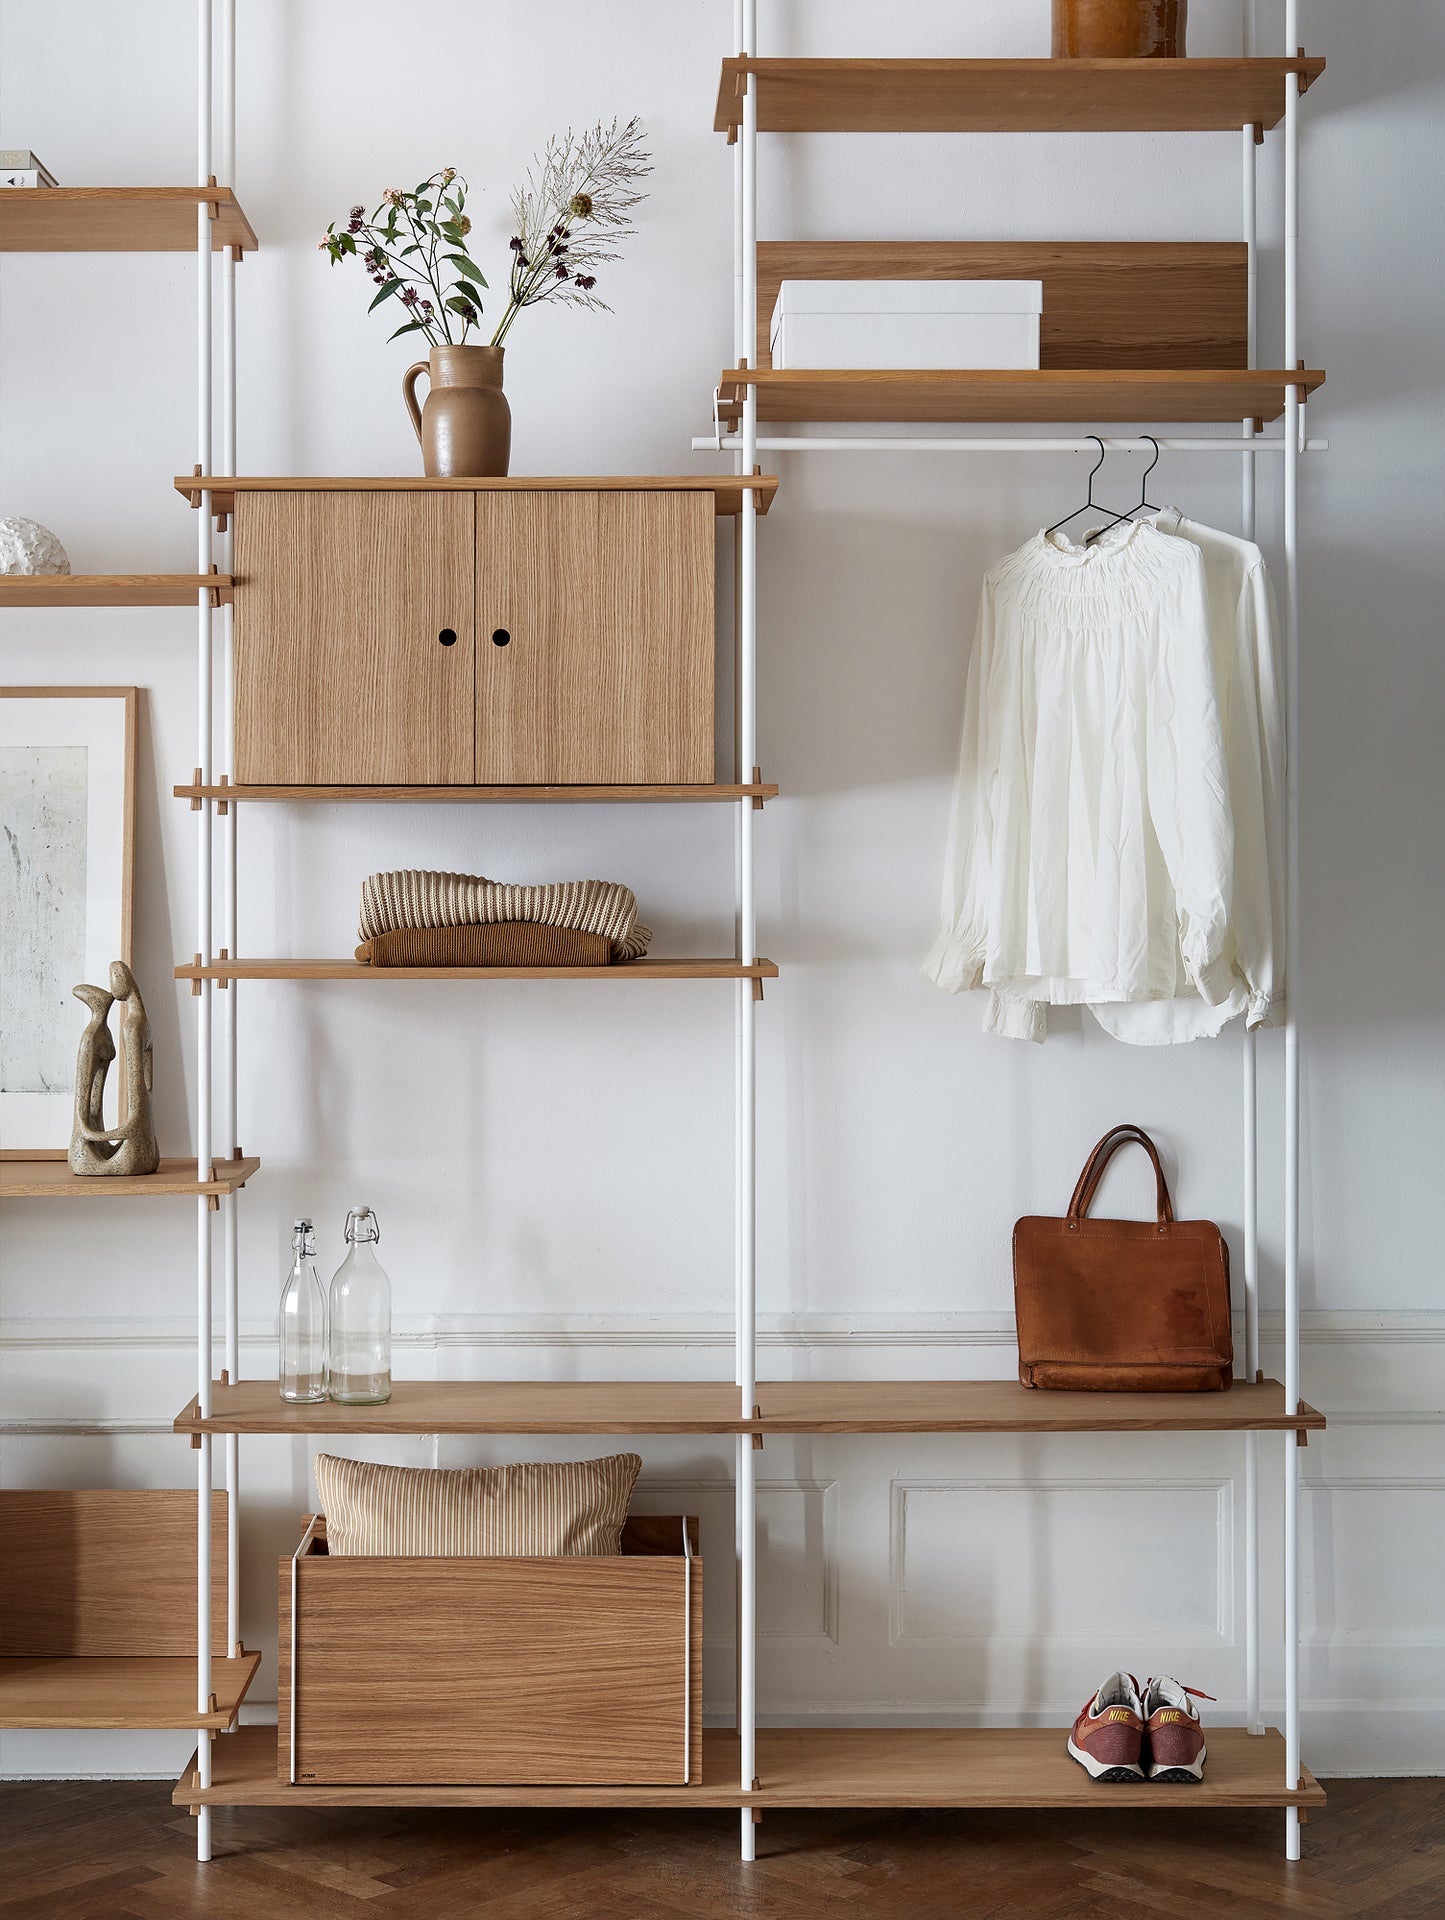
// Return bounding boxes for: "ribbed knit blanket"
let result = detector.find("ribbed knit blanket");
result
[359,869,652,962]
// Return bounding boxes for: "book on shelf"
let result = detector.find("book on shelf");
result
[0,150,57,188]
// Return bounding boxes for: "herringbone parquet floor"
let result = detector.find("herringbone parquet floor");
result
[1,1778,1441,1919]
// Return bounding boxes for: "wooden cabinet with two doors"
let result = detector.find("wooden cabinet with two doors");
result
[220,478,773,788]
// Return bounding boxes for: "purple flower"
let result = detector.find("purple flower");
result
[400,285,419,306]
[350,204,365,219]
[555,263,569,280]
[509,236,524,252]
[575,274,597,291]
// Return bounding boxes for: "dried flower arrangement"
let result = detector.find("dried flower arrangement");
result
[321,117,653,351]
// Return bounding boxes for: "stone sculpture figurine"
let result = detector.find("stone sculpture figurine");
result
[68,962,160,1177]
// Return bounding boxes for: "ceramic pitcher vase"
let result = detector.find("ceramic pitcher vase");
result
[1051,0,1186,57]
[402,344,511,478]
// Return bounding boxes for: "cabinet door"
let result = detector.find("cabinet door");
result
[234,491,475,784]
[475,492,714,784]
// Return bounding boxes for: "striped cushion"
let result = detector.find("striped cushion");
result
[313,1452,641,1557]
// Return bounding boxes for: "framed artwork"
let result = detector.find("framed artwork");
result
[0,687,137,1155]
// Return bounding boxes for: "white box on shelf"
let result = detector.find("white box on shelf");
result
[769,279,1043,371]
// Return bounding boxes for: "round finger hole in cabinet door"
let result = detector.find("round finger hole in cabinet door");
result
[438,628,458,647]
[492,628,511,647]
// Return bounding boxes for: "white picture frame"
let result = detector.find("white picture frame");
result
[0,687,137,1155]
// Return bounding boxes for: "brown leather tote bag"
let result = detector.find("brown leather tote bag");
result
[1013,1125,1232,1391]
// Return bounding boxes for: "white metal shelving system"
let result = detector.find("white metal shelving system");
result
[190,0,240,1866]
[702,0,1320,1866]
[173,0,1325,1872]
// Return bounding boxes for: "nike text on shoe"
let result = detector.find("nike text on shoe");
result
[1067,1671,1146,1783]
[1141,1675,1213,1783]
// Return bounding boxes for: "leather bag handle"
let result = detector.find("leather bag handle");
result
[1065,1124,1175,1230]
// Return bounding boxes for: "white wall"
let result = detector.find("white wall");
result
[2,0,1442,1781]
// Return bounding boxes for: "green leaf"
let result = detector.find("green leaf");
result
[368,277,403,312]
[399,244,421,259]
[388,318,427,342]
[445,296,478,316]
[414,199,432,215]
[446,253,487,285]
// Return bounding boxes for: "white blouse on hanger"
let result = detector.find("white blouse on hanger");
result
[924,519,1236,1035]
[1087,508,1286,1044]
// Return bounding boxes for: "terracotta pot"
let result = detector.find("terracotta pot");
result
[1052,0,1187,57]
[402,344,511,477]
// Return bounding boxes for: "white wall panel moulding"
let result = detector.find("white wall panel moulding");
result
[888,1477,1233,1647]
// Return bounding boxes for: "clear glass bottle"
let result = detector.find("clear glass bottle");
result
[327,1205,391,1404]
[279,1219,327,1403]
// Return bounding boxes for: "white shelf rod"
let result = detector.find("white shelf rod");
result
[1282,0,1303,1866]
[735,0,759,1866]
[218,0,241,1667]
[1241,107,1263,1748]
[195,0,215,1867]
[694,433,1326,455]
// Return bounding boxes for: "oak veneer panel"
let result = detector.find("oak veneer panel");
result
[172,1378,1319,1437]
[753,1379,1324,1433]
[174,780,777,804]
[173,957,778,983]
[0,1155,259,1199]
[756,242,1246,372]
[714,56,1326,135]
[179,1723,746,1807]
[176,1380,753,1436]
[746,1728,1324,1809]
[178,474,778,516]
[718,366,1324,425]
[278,1519,700,1786]
[0,1653,259,1730]
[232,491,475,785]
[0,575,233,608]
[475,491,715,784]
[0,186,258,252]
[175,1724,1322,1809]
[0,1491,229,1656]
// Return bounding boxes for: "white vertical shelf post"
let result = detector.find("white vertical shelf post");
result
[1282,0,1304,1864]
[218,0,241,1669]
[1240,104,1264,1742]
[734,0,759,1866]
[194,0,215,1866]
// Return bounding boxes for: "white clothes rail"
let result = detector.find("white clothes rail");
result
[694,433,1328,454]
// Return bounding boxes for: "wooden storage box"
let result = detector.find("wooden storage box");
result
[278,1514,701,1787]
[229,484,717,786]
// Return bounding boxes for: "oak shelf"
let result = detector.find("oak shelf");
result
[172,1377,1323,1438]
[0,186,257,252]
[713,56,1325,136]
[173,779,778,805]
[174,1723,1323,1811]
[0,574,233,608]
[0,1156,260,1200]
[174,957,779,984]
[718,366,1325,426]
[173,473,779,517]
[175,1381,752,1437]
[1,1653,259,1732]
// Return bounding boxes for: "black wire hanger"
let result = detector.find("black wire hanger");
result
[1082,436,1164,544]
[1045,437,1128,540]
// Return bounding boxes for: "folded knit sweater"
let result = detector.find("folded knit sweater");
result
[359,869,652,962]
